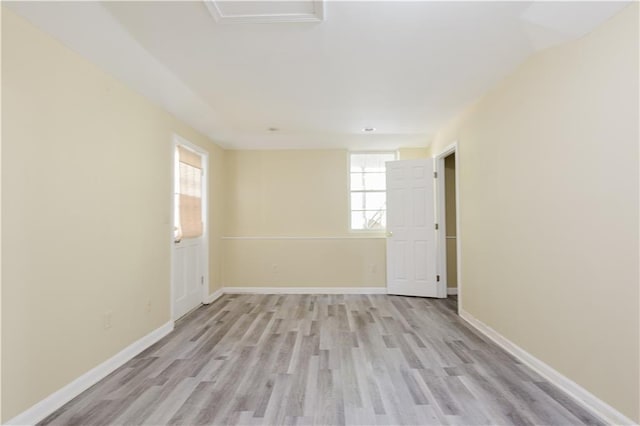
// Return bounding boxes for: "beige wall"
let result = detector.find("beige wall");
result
[225,150,348,237]
[221,147,432,288]
[223,238,385,287]
[444,154,457,289]
[398,147,430,160]
[1,9,224,421]
[222,150,386,287]
[430,4,639,421]
[208,145,226,294]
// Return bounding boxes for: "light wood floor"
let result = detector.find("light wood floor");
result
[40,294,604,425]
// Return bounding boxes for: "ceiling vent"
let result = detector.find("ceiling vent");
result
[204,0,325,24]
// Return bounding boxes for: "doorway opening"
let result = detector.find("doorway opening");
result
[435,142,461,314]
[444,154,457,294]
[171,135,209,321]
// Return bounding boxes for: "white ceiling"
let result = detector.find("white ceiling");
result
[5,1,630,150]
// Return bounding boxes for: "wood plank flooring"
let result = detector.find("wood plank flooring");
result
[40,294,604,425]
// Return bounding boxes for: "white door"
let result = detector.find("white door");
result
[173,237,203,319]
[386,159,443,298]
[172,141,206,320]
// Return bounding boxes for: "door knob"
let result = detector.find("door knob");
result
[387,231,393,237]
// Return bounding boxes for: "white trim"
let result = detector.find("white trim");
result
[433,156,448,298]
[433,141,462,312]
[447,287,458,295]
[204,0,324,24]
[204,288,224,304]
[5,321,174,426]
[221,236,386,241]
[222,286,388,295]
[453,144,462,313]
[170,134,210,321]
[459,310,634,426]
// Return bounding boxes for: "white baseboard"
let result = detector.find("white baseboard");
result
[222,286,388,295]
[204,288,224,304]
[6,321,174,426]
[459,310,635,426]
[447,287,458,295]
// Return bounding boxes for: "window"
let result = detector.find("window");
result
[350,152,396,230]
[174,145,203,241]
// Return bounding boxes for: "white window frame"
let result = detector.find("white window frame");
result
[348,150,398,232]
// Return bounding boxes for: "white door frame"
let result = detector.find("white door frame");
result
[434,141,462,313]
[170,134,209,321]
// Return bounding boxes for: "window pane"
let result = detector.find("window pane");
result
[351,211,367,230]
[177,149,203,239]
[350,153,396,172]
[350,173,364,190]
[179,163,202,197]
[351,210,387,230]
[350,173,386,190]
[351,192,364,210]
[363,173,386,190]
[352,192,386,211]
[363,210,386,230]
[365,192,386,211]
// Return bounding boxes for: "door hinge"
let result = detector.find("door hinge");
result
[434,171,438,178]
[201,276,204,285]
[436,275,440,282]
[435,223,439,230]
